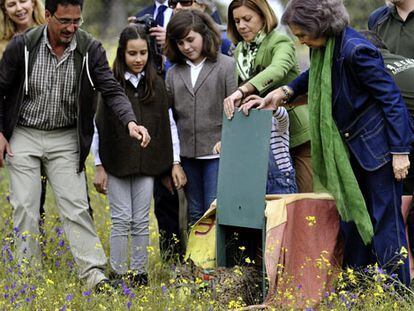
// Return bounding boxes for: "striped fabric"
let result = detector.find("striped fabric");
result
[270,107,293,172]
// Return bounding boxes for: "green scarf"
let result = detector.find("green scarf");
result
[237,30,267,81]
[308,37,374,245]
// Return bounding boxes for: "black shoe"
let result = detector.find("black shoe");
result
[94,279,114,294]
[127,271,148,288]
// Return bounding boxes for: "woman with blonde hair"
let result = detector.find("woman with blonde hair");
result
[0,0,45,56]
[223,0,312,193]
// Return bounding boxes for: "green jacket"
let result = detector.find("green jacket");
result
[234,30,310,148]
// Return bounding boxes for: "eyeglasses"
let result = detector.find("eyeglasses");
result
[52,15,84,27]
[168,0,194,9]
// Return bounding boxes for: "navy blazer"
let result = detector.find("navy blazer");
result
[289,27,414,171]
[135,3,222,24]
[136,4,156,18]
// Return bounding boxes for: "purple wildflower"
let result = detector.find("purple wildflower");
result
[127,301,132,309]
[122,283,131,296]
[82,290,91,297]
[55,227,64,237]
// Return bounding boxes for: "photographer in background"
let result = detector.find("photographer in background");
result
[129,0,173,48]
[129,0,228,52]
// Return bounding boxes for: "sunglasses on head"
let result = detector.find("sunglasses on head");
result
[168,0,194,9]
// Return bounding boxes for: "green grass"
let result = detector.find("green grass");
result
[1,156,414,310]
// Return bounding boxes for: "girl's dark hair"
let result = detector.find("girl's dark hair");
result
[45,0,83,15]
[113,24,157,103]
[282,0,349,39]
[165,10,221,64]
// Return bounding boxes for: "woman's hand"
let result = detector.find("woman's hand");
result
[239,87,286,116]
[93,165,108,194]
[392,154,410,181]
[172,163,187,190]
[223,89,244,119]
[238,94,265,116]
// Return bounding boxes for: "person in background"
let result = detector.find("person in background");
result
[369,0,414,197]
[241,0,413,286]
[223,0,311,192]
[0,0,45,57]
[130,0,231,55]
[92,24,174,287]
[360,29,414,279]
[0,0,150,291]
[165,10,237,225]
[131,0,173,49]
[368,0,414,59]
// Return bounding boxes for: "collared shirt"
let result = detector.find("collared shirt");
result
[18,27,78,130]
[153,1,173,27]
[375,6,414,58]
[125,71,145,88]
[185,58,207,87]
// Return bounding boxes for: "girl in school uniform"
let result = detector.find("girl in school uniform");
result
[165,9,237,225]
[92,24,174,287]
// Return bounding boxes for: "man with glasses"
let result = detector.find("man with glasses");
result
[0,0,150,292]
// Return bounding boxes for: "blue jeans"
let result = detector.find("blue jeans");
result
[181,158,219,225]
[341,156,409,286]
[266,149,298,194]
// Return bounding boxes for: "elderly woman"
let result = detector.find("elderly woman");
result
[223,0,312,193]
[241,0,413,285]
[0,0,45,57]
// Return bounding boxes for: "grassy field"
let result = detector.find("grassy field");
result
[1,157,414,310]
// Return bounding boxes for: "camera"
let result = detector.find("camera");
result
[134,14,158,31]
[134,14,164,74]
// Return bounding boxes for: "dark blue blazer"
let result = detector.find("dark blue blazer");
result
[289,27,414,171]
[135,4,222,24]
[136,4,156,18]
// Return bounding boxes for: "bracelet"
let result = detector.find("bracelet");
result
[281,86,292,104]
[237,87,246,99]
[173,161,181,165]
